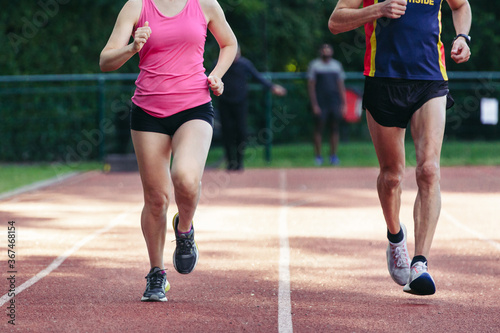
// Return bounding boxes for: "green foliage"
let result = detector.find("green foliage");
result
[2,0,494,74]
[0,0,136,75]
[215,0,357,72]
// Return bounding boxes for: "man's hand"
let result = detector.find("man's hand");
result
[312,105,322,117]
[451,38,471,64]
[271,84,287,96]
[381,0,407,19]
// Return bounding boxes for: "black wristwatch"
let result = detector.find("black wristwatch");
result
[452,34,471,47]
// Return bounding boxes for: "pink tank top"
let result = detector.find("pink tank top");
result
[131,0,211,118]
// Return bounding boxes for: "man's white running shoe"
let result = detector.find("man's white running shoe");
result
[386,224,411,286]
[403,261,436,295]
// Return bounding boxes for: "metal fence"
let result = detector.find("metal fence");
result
[0,72,499,163]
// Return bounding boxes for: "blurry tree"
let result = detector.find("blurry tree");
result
[0,0,497,75]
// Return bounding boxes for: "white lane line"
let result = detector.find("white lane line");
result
[0,207,139,307]
[278,169,293,333]
[441,209,500,251]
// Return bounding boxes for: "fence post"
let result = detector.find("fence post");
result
[264,89,272,163]
[97,75,106,161]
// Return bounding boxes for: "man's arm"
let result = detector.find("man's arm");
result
[328,0,407,35]
[306,64,322,116]
[307,78,321,116]
[244,59,287,96]
[244,58,273,89]
[448,0,472,64]
[338,78,347,117]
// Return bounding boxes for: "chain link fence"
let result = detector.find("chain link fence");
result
[1,72,498,163]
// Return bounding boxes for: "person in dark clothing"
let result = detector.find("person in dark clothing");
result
[216,46,287,171]
[307,44,347,166]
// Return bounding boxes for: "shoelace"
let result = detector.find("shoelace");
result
[175,237,194,255]
[146,271,166,290]
[393,246,409,268]
[412,261,427,274]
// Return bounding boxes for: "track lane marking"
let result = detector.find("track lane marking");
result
[0,207,140,307]
[278,169,293,333]
[442,209,500,251]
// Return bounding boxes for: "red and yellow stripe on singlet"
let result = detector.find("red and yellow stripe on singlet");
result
[437,5,448,80]
[362,0,448,80]
[364,0,378,77]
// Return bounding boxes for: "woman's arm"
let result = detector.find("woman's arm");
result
[99,0,150,72]
[201,0,238,96]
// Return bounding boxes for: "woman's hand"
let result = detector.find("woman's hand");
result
[208,75,224,96]
[133,21,152,52]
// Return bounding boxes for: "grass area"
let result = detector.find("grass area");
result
[0,162,103,194]
[439,141,500,166]
[207,140,500,169]
[206,142,379,168]
[1,141,498,194]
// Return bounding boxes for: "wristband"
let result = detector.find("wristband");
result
[452,34,471,47]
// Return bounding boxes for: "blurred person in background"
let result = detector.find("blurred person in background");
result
[307,43,347,166]
[215,46,287,171]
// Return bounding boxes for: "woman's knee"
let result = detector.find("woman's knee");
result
[143,189,170,217]
[172,171,201,198]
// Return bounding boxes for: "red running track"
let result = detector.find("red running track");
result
[0,167,499,332]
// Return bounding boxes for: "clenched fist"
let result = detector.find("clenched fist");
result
[133,21,152,52]
[208,75,224,96]
[381,0,407,19]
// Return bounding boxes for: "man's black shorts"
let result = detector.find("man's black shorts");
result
[130,102,215,136]
[362,77,454,128]
[317,94,342,122]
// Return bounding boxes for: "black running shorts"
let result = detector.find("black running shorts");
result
[130,102,215,136]
[316,94,343,122]
[362,77,454,128]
